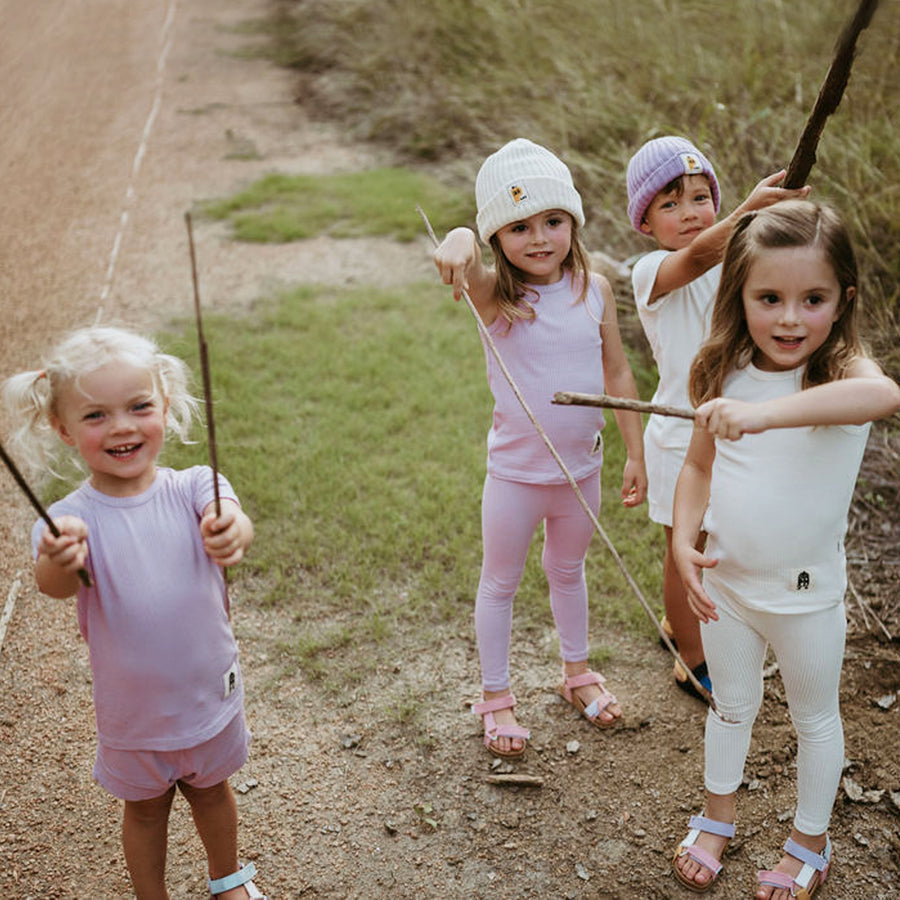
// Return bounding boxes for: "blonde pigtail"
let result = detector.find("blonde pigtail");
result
[1,369,63,484]
[155,351,200,444]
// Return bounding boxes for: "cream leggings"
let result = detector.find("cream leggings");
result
[701,582,846,834]
[475,472,599,693]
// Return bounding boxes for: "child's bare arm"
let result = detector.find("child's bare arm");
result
[649,171,810,302]
[432,227,500,323]
[695,359,900,440]
[35,516,89,598]
[200,498,254,567]
[598,277,647,506]
[672,428,719,622]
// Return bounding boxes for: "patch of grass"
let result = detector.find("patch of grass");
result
[159,280,664,673]
[199,168,471,243]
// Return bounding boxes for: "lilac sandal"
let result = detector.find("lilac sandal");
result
[209,861,266,899]
[472,693,530,758]
[672,814,735,892]
[757,836,832,899]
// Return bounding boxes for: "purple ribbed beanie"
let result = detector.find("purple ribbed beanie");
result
[626,136,720,231]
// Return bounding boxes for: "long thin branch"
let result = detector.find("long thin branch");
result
[185,212,221,518]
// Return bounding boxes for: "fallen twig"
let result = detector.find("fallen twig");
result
[485,774,544,787]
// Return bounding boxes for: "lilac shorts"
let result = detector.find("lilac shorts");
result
[93,711,251,802]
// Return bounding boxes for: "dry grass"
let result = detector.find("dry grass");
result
[272,0,900,377]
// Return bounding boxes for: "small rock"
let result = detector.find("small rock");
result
[383,820,398,835]
[854,832,869,846]
[566,740,580,754]
[585,809,598,821]
[875,693,897,710]
[575,862,590,881]
[747,779,761,792]
[340,734,362,749]
[235,778,258,794]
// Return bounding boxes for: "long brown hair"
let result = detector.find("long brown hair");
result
[488,217,592,327]
[689,200,866,406]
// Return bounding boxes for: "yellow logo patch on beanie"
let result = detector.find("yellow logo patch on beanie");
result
[508,183,528,205]
[680,152,703,174]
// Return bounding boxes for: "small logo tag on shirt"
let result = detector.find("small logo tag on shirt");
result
[590,432,603,455]
[790,569,814,591]
[222,660,239,699]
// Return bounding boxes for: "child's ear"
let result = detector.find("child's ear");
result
[638,219,653,236]
[837,285,856,320]
[50,414,76,447]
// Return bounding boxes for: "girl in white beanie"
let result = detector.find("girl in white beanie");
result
[433,138,647,758]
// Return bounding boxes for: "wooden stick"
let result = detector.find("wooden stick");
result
[0,439,91,587]
[419,206,728,718]
[486,774,544,787]
[784,0,879,188]
[184,212,222,518]
[554,391,695,420]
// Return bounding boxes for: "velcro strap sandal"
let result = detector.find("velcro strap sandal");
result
[208,861,267,899]
[558,670,619,728]
[472,693,530,759]
[757,835,832,900]
[672,814,735,892]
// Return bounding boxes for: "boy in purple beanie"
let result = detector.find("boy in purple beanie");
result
[626,135,808,701]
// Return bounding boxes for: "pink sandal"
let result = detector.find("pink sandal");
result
[757,836,832,899]
[672,814,735,892]
[472,693,530,758]
[558,671,619,728]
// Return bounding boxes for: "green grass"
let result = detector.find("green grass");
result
[199,168,471,243]
[267,0,900,378]
[159,281,664,679]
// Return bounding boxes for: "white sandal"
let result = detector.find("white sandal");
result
[208,861,266,899]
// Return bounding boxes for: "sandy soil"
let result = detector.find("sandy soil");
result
[0,1,898,898]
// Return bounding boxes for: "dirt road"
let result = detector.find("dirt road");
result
[1,2,897,898]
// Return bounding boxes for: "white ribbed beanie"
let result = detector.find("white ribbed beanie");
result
[475,138,585,243]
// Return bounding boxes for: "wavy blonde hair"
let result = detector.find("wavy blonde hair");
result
[2,325,199,483]
[690,200,866,406]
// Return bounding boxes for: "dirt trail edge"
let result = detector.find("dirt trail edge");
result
[1,1,897,898]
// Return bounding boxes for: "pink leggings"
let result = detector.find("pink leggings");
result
[476,472,600,692]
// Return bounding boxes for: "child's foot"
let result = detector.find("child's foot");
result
[559,666,621,727]
[472,691,530,758]
[673,821,732,890]
[208,862,266,899]
[673,658,712,702]
[756,832,831,900]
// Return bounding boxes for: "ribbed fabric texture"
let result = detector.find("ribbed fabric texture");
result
[702,584,846,833]
[476,138,585,242]
[626,135,720,230]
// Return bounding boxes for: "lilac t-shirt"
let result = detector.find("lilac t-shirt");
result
[32,466,244,751]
